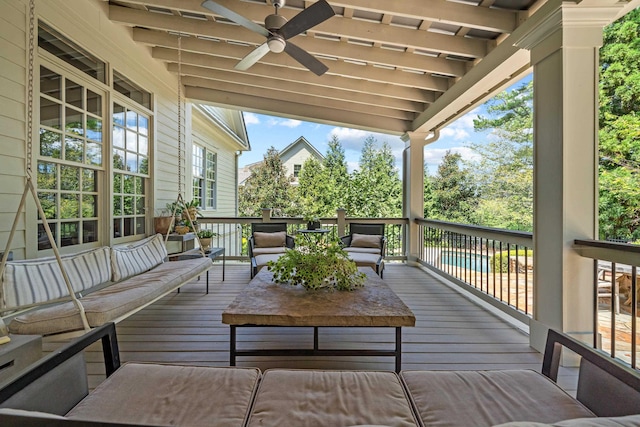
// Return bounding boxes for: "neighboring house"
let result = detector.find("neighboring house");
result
[0,1,250,259]
[238,136,324,186]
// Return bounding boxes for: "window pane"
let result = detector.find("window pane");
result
[87,89,101,115]
[82,195,97,218]
[138,116,148,135]
[37,162,57,190]
[136,196,145,215]
[61,194,80,218]
[139,136,148,155]
[113,126,125,148]
[113,173,122,193]
[40,97,61,129]
[83,220,98,243]
[126,111,137,130]
[123,175,134,194]
[123,217,134,236]
[136,218,145,235]
[64,137,83,162]
[113,218,121,238]
[86,142,102,166]
[38,22,106,83]
[139,156,149,174]
[66,79,83,109]
[113,70,151,109]
[40,129,61,158]
[124,196,134,215]
[39,193,57,219]
[135,176,144,195]
[60,165,79,191]
[113,149,125,170]
[113,196,122,216]
[87,118,102,143]
[83,169,97,192]
[126,152,138,173]
[38,224,56,250]
[61,221,79,247]
[126,130,137,152]
[113,104,125,126]
[65,108,84,136]
[40,67,61,100]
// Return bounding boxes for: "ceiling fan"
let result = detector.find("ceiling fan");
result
[201,0,335,76]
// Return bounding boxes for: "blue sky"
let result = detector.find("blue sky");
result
[240,74,532,175]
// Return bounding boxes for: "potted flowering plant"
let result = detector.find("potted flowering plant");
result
[267,239,366,291]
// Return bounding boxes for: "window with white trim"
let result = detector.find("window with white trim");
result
[192,144,217,210]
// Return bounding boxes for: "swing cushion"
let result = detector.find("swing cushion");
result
[111,234,168,282]
[2,247,112,309]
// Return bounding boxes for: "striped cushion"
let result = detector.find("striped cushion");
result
[2,247,112,309]
[111,234,167,282]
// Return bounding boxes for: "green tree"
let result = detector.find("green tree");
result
[346,137,402,217]
[469,81,534,231]
[598,9,640,240]
[297,157,333,218]
[429,151,477,223]
[323,135,350,213]
[238,147,297,217]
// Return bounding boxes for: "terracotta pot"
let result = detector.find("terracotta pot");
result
[199,237,211,250]
[154,216,173,234]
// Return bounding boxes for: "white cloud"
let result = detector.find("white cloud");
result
[438,108,480,141]
[440,127,469,140]
[281,119,302,128]
[243,112,260,125]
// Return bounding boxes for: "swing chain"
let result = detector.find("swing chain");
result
[177,34,183,197]
[26,0,35,178]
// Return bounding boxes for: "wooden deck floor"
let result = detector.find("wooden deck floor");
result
[43,263,578,393]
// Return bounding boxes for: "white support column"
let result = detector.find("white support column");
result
[515,3,621,351]
[402,131,429,265]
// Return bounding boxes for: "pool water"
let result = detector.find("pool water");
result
[440,251,491,273]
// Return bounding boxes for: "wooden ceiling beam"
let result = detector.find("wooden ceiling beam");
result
[109,4,486,58]
[184,86,409,134]
[178,72,427,113]
[132,27,467,77]
[152,47,449,92]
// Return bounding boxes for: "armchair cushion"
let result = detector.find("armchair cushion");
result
[351,233,382,249]
[254,231,287,248]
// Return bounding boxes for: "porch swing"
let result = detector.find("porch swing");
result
[0,6,213,337]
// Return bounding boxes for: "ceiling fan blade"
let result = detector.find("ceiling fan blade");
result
[279,0,335,40]
[235,42,271,71]
[284,41,328,76]
[201,0,270,37]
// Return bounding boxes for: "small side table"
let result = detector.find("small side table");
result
[297,229,331,244]
[0,334,42,383]
[174,247,225,293]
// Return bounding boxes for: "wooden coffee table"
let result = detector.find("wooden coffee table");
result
[222,268,415,372]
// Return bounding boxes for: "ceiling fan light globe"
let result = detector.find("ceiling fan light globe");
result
[267,37,286,53]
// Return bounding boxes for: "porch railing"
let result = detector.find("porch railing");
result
[415,218,534,325]
[574,239,639,368]
[197,210,408,262]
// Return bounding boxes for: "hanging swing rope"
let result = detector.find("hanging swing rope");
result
[0,0,90,331]
[164,35,205,257]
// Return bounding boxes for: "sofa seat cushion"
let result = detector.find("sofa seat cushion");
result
[252,247,287,256]
[66,363,260,427]
[344,247,382,254]
[247,369,419,427]
[401,370,595,427]
[347,252,382,270]
[254,253,285,272]
[9,257,212,335]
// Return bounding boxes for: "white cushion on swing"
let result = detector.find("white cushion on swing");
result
[111,234,167,282]
[2,247,112,309]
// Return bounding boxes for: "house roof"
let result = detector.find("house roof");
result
[279,136,324,162]
[107,0,638,137]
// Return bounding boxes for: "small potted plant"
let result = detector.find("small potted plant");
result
[197,229,217,250]
[154,208,174,235]
[267,239,366,291]
[303,214,321,230]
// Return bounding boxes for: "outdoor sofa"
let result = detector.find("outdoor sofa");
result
[0,323,638,427]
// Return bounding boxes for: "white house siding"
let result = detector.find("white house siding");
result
[281,147,316,178]
[0,0,245,259]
